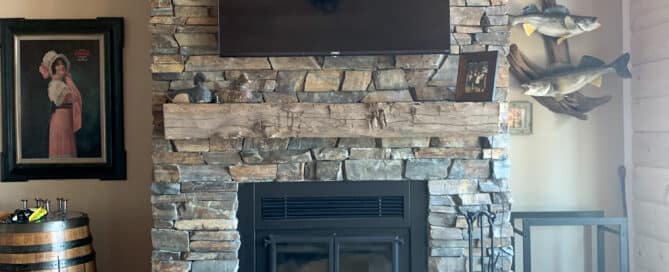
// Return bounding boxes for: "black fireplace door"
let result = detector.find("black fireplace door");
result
[259,229,410,272]
[238,181,428,272]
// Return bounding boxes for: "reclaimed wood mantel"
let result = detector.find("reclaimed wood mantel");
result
[163,102,501,139]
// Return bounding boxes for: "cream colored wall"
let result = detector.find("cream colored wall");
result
[628,0,669,271]
[509,0,625,271]
[0,1,152,271]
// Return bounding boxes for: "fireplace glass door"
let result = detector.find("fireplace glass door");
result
[266,234,401,272]
[238,181,427,271]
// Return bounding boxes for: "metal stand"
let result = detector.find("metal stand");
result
[510,211,629,272]
[460,210,500,272]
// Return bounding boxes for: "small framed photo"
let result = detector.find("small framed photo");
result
[455,51,498,102]
[508,101,532,135]
[0,18,126,181]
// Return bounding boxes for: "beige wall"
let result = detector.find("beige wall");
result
[0,1,152,271]
[629,0,669,271]
[509,0,625,271]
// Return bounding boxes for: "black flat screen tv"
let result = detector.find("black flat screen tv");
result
[218,0,451,56]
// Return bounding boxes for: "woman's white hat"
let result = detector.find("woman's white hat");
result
[41,50,71,77]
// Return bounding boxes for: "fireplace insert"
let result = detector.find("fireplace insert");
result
[238,181,427,272]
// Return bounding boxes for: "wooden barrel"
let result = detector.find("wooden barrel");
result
[0,212,96,272]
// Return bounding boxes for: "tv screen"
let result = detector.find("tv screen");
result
[218,0,451,56]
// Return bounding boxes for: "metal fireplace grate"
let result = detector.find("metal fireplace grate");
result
[261,196,404,220]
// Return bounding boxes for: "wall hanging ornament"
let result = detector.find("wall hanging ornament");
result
[508,0,631,120]
[0,18,126,181]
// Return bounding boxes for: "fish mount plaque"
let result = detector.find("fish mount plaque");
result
[507,0,612,120]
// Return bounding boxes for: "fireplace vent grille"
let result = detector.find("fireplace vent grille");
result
[261,196,404,220]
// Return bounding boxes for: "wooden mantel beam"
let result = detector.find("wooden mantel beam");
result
[163,102,501,139]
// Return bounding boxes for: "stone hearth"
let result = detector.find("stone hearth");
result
[150,0,512,271]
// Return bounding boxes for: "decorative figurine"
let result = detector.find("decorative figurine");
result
[167,72,213,103]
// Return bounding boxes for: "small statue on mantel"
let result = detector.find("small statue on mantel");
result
[214,73,256,103]
[166,72,214,103]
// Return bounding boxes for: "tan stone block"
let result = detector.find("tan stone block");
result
[154,164,180,183]
[175,6,209,17]
[150,16,187,25]
[229,165,277,182]
[496,66,509,88]
[395,54,445,69]
[151,64,185,73]
[428,180,479,195]
[482,148,506,160]
[186,17,218,25]
[431,136,481,148]
[304,71,342,92]
[269,57,321,70]
[174,219,238,230]
[186,56,271,71]
[152,261,190,272]
[341,71,372,91]
[173,139,210,152]
[191,241,241,252]
[450,7,486,26]
[174,33,216,47]
[150,0,173,8]
[153,55,184,64]
[152,152,204,164]
[210,138,243,151]
[361,90,413,103]
[173,0,217,6]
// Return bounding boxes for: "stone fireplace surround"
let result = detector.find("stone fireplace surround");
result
[150,0,512,271]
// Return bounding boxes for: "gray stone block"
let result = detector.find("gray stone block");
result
[312,148,349,161]
[405,159,451,180]
[276,71,306,93]
[152,183,181,195]
[204,152,242,165]
[448,160,491,179]
[152,251,181,261]
[337,138,378,148]
[177,201,237,219]
[153,203,178,220]
[374,69,409,90]
[428,180,478,195]
[297,91,366,103]
[323,56,377,70]
[288,138,338,150]
[192,260,239,272]
[277,163,305,181]
[349,148,392,160]
[178,165,232,182]
[430,226,463,240]
[344,160,403,181]
[181,182,238,193]
[152,229,189,251]
[316,161,343,181]
[243,138,289,151]
[240,150,312,164]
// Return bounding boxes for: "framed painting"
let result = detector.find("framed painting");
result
[0,18,125,181]
[508,101,533,135]
[455,51,498,102]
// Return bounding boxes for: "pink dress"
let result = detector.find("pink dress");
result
[48,80,82,158]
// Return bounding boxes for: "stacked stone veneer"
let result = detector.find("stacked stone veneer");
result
[150,0,512,271]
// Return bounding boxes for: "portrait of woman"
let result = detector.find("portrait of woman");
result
[0,18,125,181]
[15,36,105,164]
[39,51,83,158]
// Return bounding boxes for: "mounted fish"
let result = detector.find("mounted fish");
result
[522,53,631,100]
[510,4,601,44]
